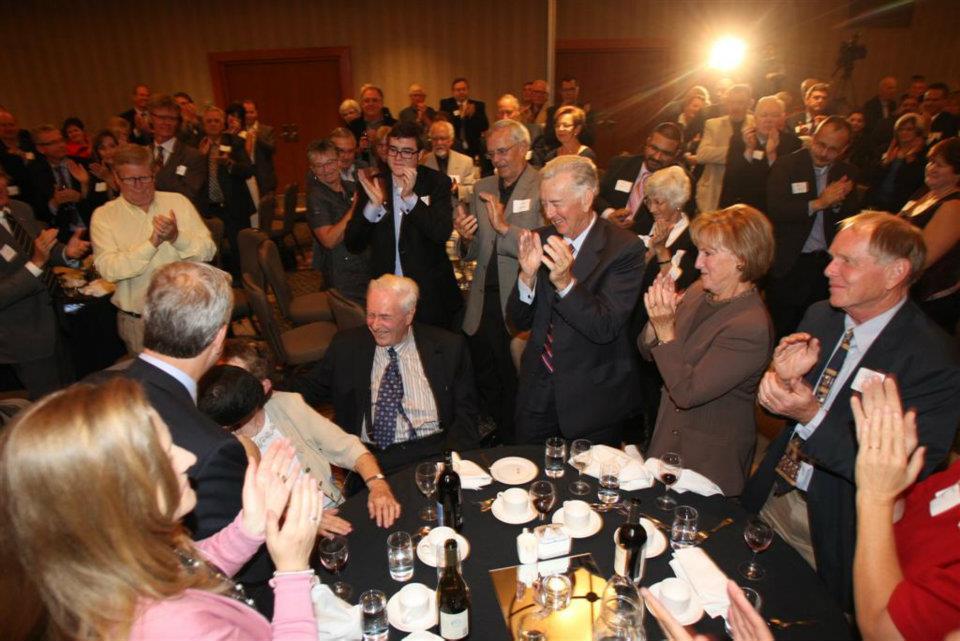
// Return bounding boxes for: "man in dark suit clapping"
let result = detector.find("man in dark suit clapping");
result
[439,77,489,157]
[148,94,206,211]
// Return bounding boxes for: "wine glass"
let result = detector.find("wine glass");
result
[529,480,557,523]
[739,516,774,580]
[569,439,592,496]
[656,452,682,511]
[318,534,351,600]
[415,461,440,522]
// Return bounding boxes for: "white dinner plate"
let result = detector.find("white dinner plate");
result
[490,495,539,524]
[386,583,438,632]
[648,579,705,626]
[416,532,471,567]
[490,456,539,485]
[551,507,603,538]
[612,519,668,559]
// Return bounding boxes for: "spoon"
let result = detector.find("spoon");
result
[411,525,432,545]
[696,517,735,542]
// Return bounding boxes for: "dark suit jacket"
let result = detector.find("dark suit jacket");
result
[153,139,207,210]
[720,128,802,211]
[250,125,277,196]
[642,283,772,495]
[0,145,35,207]
[507,217,646,439]
[284,323,481,473]
[118,107,152,145]
[344,164,461,329]
[26,157,90,239]
[0,199,70,363]
[928,111,959,144]
[766,148,860,277]
[439,98,489,155]
[742,299,960,610]
[203,133,255,221]
[861,95,896,133]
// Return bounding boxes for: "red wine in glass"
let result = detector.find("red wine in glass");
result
[739,517,773,580]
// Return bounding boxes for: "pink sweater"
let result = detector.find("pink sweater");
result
[129,514,316,640]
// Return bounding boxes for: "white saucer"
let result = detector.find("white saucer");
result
[491,496,538,524]
[386,584,438,632]
[490,456,538,484]
[416,532,471,567]
[612,519,668,558]
[648,580,705,626]
[551,507,603,538]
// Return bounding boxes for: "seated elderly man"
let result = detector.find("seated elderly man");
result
[200,339,400,535]
[285,274,481,474]
[421,120,475,202]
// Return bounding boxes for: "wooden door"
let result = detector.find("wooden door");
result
[556,40,681,169]
[209,48,352,193]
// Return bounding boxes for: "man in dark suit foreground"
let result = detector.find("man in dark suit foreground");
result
[0,171,89,398]
[285,274,481,475]
[104,261,275,616]
[345,120,462,330]
[508,155,645,444]
[743,212,960,613]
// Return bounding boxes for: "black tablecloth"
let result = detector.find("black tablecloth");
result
[57,294,125,378]
[329,445,851,640]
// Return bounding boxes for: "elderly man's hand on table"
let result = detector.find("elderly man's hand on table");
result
[367,478,401,528]
[318,507,353,537]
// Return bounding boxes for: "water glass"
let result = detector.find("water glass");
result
[360,589,389,641]
[387,531,414,582]
[593,594,645,641]
[545,437,567,478]
[670,505,699,550]
[597,460,621,504]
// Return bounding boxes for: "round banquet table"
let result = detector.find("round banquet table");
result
[328,445,851,640]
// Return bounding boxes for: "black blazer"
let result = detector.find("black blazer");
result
[153,139,207,211]
[202,133,255,221]
[26,157,90,239]
[251,125,277,196]
[507,217,646,438]
[720,128,802,212]
[0,145,34,206]
[742,299,960,611]
[344,164,461,329]
[118,108,152,145]
[766,148,859,276]
[861,95,896,133]
[438,97,489,156]
[284,323,481,469]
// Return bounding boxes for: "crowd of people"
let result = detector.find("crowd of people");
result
[1,69,959,641]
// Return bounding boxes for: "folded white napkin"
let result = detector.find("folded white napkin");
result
[669,547,730,618]
[403,632,444,641]
[451,452,492,490]
[572,444,654,491]
[642,457,723,496]
[311,582,362,640]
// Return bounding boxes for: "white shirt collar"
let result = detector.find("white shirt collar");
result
[564,214,598,257]
[138,353,198,403]
[844,295,908,354]
[156,137,176,154]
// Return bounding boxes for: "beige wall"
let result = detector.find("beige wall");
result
[1,0,549,130]
[556,0,960,106]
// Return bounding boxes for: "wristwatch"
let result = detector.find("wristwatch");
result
[364,473,386,485]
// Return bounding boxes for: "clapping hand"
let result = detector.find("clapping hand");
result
[742,125,758,152]
[853,377,924,504]
[65,159,89,186]
[817,176,852,209]
[266,475,323,573]
[517,228,543,288]
[772,333,820,384]
[608,207,633,229]
[394,166,418,198]
[542,235,575,291]
[453,203,478,242]
[64,228,91,259]
[479,192,508,235]
[151,211,179,246]
[30,228,58,267]
[241,439,299,538]
[644,272,681,343]
[357,168,384,205]
[757,371,819,424]
[649,219,673,250]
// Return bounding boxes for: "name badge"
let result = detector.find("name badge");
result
[7,185,19,196]
[420,194,431,206]
[94,181,107,192]
[219,144,232,153]
[238,130,248,139]
[615,179,632,193]
[0,244,16,261]
[514,198,531,213]
[851,367,885,393]
[930,483,960,517]
[752,150,765,160]
[791,181,809,194]
[176,164,188,176]
[453,110,460,117]
[24,152,35,160]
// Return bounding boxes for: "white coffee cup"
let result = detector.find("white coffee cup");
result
[563,500,591,530]
[659,578,692,614]
[500,487,530,517]
[398,583,429,623]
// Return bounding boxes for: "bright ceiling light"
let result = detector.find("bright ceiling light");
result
[708,37,747,71]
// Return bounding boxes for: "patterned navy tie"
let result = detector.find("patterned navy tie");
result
[372,347,403,449]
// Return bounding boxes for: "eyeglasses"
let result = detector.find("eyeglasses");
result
[310,159,339,170]
[485,142,518,160]
[119,175,154,187]
[387,146,418,159]
[645,142,677,158]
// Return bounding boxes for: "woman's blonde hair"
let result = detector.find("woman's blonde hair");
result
[690,205,775,283]
[0,379,222,640]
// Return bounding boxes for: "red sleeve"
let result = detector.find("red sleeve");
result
[888,565,960,641]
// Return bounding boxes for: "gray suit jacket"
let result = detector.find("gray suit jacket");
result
[462,164,543,335]
[640,282,773,496]
[154,139,206,210]
[421,149,476,202]
[0,199,70,363]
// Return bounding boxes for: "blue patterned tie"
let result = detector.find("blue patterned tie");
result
[372,347,403,449]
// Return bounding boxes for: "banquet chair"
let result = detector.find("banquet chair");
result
[237,228,269,289]
[258,239,333,325]
[326,287,366,330]
[202,216,250,320]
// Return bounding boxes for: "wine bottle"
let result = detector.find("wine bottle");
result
[437,539,470,640]
[614,498,647,585]
[436,450,463,531]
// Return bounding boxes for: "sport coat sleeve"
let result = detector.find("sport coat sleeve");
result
[170,144,207,204]
[188,433,249,540]
[0,207,48,310]
[766,153,813,226]
[404,170,454,245]
[441,334,482,451]
[695,117,731,165]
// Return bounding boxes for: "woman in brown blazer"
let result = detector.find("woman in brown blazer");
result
[639,205,774,495]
